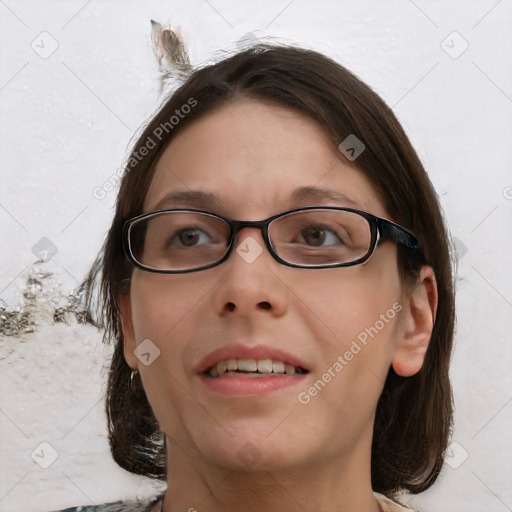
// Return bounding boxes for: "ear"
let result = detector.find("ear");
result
[118,293,139,371]
[392,265,438,377]
[162,28,181,58]
[150,19,162,32]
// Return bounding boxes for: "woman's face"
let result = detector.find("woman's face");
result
[120,98,412,473]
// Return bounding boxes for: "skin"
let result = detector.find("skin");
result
[119,99,438,512]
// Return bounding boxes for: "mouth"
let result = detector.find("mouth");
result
[196,344,310,395]
[204,358,309,379]
[196,343,311,379]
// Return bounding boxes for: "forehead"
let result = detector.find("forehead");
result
[144,99,387,218]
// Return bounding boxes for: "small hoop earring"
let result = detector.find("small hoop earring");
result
[130,369,139,389]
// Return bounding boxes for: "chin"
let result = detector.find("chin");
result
[196,429,310,472]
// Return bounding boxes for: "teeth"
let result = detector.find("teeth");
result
[237,359,257,372]
[226,358,237,371]
[272,361,285,374]
[285,364,296,376]
[257,359,273,374]
[207,358,304,378]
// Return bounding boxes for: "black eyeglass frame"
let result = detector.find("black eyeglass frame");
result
[123,206,426,274]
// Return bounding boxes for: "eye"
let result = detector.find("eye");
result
[168,226,213,248]
[297,224,346,247]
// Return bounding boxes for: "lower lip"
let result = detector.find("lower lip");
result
[198,373,308,395]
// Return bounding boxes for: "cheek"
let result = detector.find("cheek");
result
[291,247,403,381]
[286,261,404,453]
[297,266,401,343]
[129,272,215,344]
[129,274,211,435]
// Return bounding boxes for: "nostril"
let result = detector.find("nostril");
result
[258,301,271,310]
[225,302,235,312]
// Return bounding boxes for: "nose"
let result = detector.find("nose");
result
[212,226,288,317]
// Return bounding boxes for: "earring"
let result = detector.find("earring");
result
[130,369,139,389]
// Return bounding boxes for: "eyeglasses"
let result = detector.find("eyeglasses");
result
[123,206,425,274]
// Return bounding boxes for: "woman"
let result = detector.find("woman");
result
[70,43,455,512]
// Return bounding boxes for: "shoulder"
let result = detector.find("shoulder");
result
[47,494,164,512]
[374,492,419,512]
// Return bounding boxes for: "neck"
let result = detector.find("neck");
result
[161,437,381,512]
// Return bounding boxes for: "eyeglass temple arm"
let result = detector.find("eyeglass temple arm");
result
[377,219,425,258]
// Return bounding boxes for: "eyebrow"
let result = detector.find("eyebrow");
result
[151,190,225,212]
[290,186,367,209]
[149,186,367,213]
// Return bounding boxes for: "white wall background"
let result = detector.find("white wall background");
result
[1,1,511,511]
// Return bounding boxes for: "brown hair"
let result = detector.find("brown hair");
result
[79,44,456,501]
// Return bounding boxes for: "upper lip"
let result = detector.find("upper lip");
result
[195,343,310,374]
